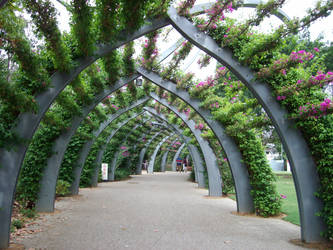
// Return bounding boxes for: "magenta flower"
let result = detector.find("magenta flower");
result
[314,47,320,52]
[280,194,287,199]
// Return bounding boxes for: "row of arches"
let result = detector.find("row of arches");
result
[0,1,331,247]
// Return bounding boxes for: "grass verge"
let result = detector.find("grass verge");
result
[227,172,300,225]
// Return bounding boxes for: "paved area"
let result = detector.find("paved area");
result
[14,172,303,250]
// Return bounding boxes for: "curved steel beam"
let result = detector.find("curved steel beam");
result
[189,1,290,21]
[147,97,222,197]
[35,77,142,212]
[90,113,147,187]
[145,109,206,189]
[69,108,147,196]
[0,2,299,246]
[114,123,160,178]
[36,98,148,211]
[172,143,186,171]
[0,18,169,247]
[93,119,163,182]
[160,139,175,172]
[160,137,180,172]
[148,134,174,173]
[137,131,164,174]
[167,7,324,242]
[160,151,169,172]
[138,68,253,212]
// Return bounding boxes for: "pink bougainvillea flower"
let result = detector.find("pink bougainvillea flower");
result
[280,194,287,199]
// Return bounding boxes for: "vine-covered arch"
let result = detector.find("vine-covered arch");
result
[167,7,325,241]
[35,97,149,212]
[147,134,174,173]
[0,1,332,247]
[140,68,253,212]
[0,2,295,245]
[90,113,161,186]
[143,109,206,188]
[144,104,222,196]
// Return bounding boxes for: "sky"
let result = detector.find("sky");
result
[51,0,333,42]
[49,0,333,80]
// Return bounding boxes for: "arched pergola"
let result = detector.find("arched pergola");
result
[35,97,149,211]
[97,118,173,173]
[0,1,330,247]
[145,111,205,188]
[139,112,206,188]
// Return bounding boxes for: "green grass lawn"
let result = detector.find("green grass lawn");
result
[227,172,300,225]
[275,174,300,225]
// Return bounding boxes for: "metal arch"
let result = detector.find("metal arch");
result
[35,78,143,212]
[160,137,181,172]
[90,113,149,187]
[35,97,149,212]
[187,144,205,187]
[161,150,169,172]
[142,112,199,171]
[0,3,304,247]
[172,143,186,171]
[0,0,291,243]
[145,125,196,175]
[0,19,169,247]
[145,110,206,189]
[72,111,145,189]
[144,109,206,188]
[35,36,185,213]
[137,131,164,174]
[93,119,166,182]
[135,127,161,175]
[189,0,290,21]
[106,121,161,179]
[147,97,222,197]
[69,109,147,196]
[158,38,185,64]
[167,7,324,242]
[138,68,253,212]
[147,134,174,174]
[160,138,177,172]
[111,123,158,179]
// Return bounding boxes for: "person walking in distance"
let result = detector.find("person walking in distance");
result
[182,158,187,173]
[143,160,148,173]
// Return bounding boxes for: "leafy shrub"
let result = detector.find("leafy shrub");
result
[19,208,36,219]
[115,168,131,180]
[12,219,24,229]
[56,180,71,197]
[189,170,195,182]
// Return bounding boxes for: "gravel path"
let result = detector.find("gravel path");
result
[13,172,303,250]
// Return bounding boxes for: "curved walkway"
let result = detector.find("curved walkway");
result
[14,172,302,250]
